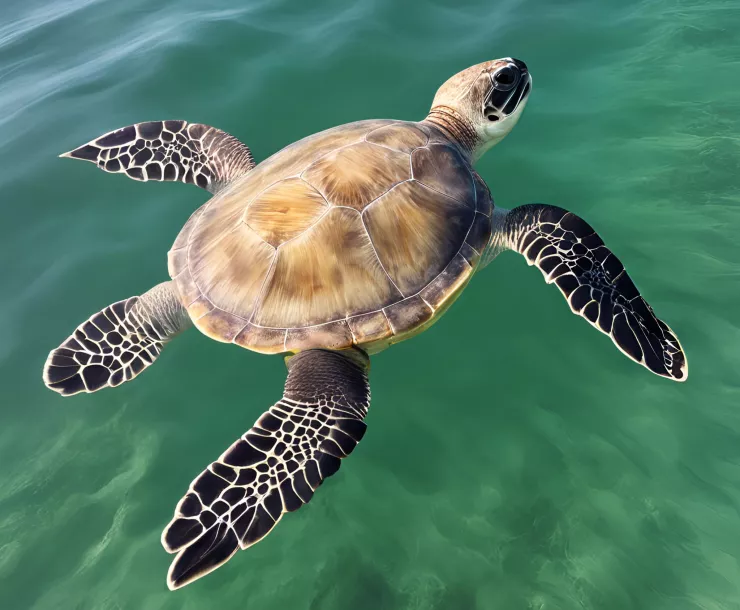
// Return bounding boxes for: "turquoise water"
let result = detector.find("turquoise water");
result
[2,0,740,607]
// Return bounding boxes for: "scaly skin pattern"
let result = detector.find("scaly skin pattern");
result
[43,281,191,395]
[61,121,255,194]
[161,349,371,589]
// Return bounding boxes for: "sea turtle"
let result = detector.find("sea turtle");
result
[43,58,687,589]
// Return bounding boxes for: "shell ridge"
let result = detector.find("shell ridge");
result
[240,219,273,247]
[189,222,244,276]
[184,199,218,302]
[358,179,411,214]
[419,295,436,313]
[298,176,330,201]
[365,122,430,153]
[302,140,411,211]
[359,213,405,298]
[246,254,278,325]
[411,174,473,209]
[299,140,373,182]
[407,145,431,181]
[363,121,418,142]
[244,237,475,332]
[249,207,400,331]
[242,174,302,216]
[274,181,333,250]
[363,138,422,156]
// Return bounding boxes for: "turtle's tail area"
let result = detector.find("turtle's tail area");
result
[42,296,165,396]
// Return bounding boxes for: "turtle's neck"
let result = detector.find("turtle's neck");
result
[423,106,479,157]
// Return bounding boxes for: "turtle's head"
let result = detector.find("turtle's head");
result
[425,58,532,161]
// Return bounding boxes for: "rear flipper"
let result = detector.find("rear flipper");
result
[161,348,371,590]
[494,204,687,381]
[43,281,191,396]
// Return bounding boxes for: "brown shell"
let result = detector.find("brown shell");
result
[168,120,493,354]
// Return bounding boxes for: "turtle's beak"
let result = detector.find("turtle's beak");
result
[484,58,532,121]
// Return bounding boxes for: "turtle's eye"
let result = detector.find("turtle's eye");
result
[494,67,517,90]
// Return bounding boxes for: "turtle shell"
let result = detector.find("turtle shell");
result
[168,120,493,354]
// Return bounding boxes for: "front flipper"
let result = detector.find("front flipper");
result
[497,204,687,381]
[162,348,370,590]
[61,121,255,193]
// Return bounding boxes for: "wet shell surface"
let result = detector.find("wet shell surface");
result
[168,120,493,354]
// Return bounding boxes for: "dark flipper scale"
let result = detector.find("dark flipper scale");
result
[43,296,163,396]
[161,349,371,590]
[61,121,255,193]
[503,204,687,381]
[42,282,191,396]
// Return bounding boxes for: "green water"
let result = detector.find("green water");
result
[2,0,740,607]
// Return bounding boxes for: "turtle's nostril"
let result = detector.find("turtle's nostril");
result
[510,58,528,74]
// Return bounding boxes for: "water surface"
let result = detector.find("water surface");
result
[1,0,739,608]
